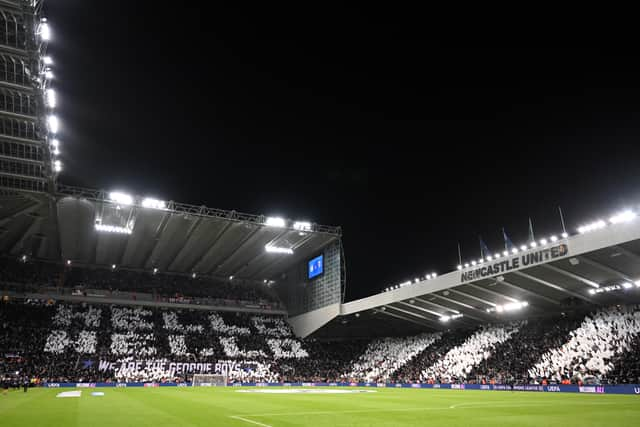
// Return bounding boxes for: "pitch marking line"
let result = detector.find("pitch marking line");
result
[230,415,273,427]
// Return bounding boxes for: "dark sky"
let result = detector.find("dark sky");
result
[44,2,640,301]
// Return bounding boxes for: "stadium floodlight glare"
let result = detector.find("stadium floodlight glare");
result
[293,221,312,232]
[46,89,56,108]
[109,191,133,206]
[51,138,59,148]
[43,56,53,65]
[457,265,462,270]
[588,289,596,295]
[511,248,518,254]
[494,253,500,259]
[561,232,569,238]
[95,224,133,234]
[540,238,548,245]
[66,260,71,265]
[47,115,59,133]
[265,217,286,228]
[44,69,54,79]
[53,160,62,172]
[141,197,166,210]
[441,313,463,322]
[529,241,537,248]
[414,278,420,283]
[623,282,633,289]
[229,275,234,281]
[40,21,51,40]
[520,245,527,251]
[550,235,558,242]
[486,255,493,261]
[489,301,528,313]
[577,219,606,234]
[53,147,60,155]
[192,272,197,278]
[153,268,158,274]
[471,260,477,266]
[432,272,437,278]
[609,210,637,224]
[111,264,116,270]
[265,245,294,254]
[464,263,469,268]
[502,250,509,256]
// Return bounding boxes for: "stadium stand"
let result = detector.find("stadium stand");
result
[346,333,441,382]
[0,257,282,310]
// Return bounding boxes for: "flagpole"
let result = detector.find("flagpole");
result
[558,206,567,234]
[457,242,462,266]
[478,236,483,259]
[528,218,535,242]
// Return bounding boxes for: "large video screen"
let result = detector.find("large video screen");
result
[308,254,324,280]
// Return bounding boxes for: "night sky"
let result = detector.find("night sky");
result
[45,2,640,301]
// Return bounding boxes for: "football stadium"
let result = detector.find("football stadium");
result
[2,1,640,426]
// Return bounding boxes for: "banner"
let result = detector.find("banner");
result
[461,243,568,282]
[97,359,259,377]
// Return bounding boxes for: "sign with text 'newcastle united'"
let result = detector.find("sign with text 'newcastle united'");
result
[461,244,568,282]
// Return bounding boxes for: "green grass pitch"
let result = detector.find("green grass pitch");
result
[1,387,639,426]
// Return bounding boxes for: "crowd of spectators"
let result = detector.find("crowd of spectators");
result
[346,333,441,382]
[4,297,640,385]
[0,256,282,309]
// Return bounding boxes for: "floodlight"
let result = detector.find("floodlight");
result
[265,245,294,254]
[431,272,437,278]
[440,315,451,322]
[192,272,197,278]
[53,160,62,172]
[464,263,469,268]
[494,253,500,259]
[610,210,637,224]
[51,139,59,148]
[520,245,527,251]
[511,248,518,254]
[561,232,569,238]
[540,238,548,245]
[53,147,60,156]
[588,289,596,295]
[530,241,537,248]
[265,217,286,227]
[109,192,133,206]
[415,278,420,283]
[486,255,493,261]
[141,197,166,210]
[502,250,509,256]
[550,235,558,242]
[43,56,53,65]
[623,282,633,289]
[46,89,56,108]
[229,275,234,280]
[45,70,54,79]
[111,264,116,269]
[457,265,462,270]
[471,260,477,266]
[293,221,312,231]
[95,224,133,234]
[578,220,606,234]
[40,21,51,40]
[66,260,71,265]
[47,115,59,133]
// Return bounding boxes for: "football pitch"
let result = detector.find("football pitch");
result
[1,387,639,426]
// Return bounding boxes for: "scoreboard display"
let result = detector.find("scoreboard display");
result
[308,254,324,280]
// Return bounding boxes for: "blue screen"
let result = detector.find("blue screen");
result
[308,254,324,279]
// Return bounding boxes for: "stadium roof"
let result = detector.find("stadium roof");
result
[310,218,640,339]
[0,186,341,282]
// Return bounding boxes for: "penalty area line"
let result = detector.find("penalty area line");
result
[230,415,273,427]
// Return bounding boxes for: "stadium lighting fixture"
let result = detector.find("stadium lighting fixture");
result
[53,147,60,156]
[66,260,71,265]
[440,314,463,322]
[95,224,133,234]
[609,210,637,224]
[46,89,56,108]
[414,278,420,283]
[191,272,197,278]
[141,198,166,210]
[635,280,640,288]
[561,232,569,238]
[529,241,537,248]
[229,275,234,281]
[577,220,606,234]
[488,301,528,313]
[111,264,116,270]
[47,115,59,133]
[53,160,62,172]
[109,192,133,206]
[464,263,469,268]
[550,235,558,242]
[486,255,493,261]
[511,248,518,254]
[623,282,633,289]
[588,289,596,295]
[51,139,59,148]
[153,268,158,274]
[293,221,312,232]
[40,20,51,40]
[540,238,548,245]
[431,272,437,278]
[520,245,527,251]
[44,69,54,79]
[265,245,294,254]
[502,250,509,256]
[471,260,477,266]
[21,254,27,262]
[494,253,500,259]
[457,265,462,270]
[265,217,286,228]
[43,56,53,65]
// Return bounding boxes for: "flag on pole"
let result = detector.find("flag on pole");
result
[528,218,535,242]
[479,236,491,259]
[502,228,515,251]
